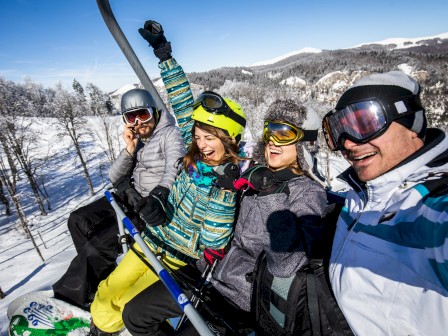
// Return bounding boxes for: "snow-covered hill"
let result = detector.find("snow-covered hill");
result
[251,47,322,66]
[352,32,448,49]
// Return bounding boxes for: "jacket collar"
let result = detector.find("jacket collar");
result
[339,129,448,200]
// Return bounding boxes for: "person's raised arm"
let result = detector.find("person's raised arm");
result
[139,20,195,148]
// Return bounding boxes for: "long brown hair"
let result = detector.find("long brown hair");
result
[183,121,245,171]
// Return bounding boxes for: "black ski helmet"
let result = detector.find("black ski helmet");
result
[121,89,160,123]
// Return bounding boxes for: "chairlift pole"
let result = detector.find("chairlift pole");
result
[96,0,167,112]
[105,191,214,336]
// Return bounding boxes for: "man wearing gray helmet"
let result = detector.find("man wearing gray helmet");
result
[52,88,184,310]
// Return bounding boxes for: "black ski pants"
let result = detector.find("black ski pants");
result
[122,264,201,336]
[53,196,122,308]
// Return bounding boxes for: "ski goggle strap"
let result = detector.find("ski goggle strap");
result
[263,120,318,146]
[193,91,246,128]
[122,107,156,125]
[323,96,422,151]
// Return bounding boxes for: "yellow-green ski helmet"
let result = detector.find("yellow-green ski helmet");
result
[192,91,246,143]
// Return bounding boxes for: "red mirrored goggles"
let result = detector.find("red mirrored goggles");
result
[323,96,422,151]
[122,107,156,125]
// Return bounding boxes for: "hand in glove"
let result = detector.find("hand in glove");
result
[203,248,226,266]
[134,185,170,227]
[233,165,276,191]
[112,175,133,202]
[233,165,289,196]
[124,188,142,208]
[213,163,240,191]
[138,20,172,62]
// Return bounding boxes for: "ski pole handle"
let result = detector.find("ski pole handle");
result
[104,191,214,336]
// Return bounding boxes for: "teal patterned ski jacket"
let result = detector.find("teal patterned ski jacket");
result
[142,58,247,261]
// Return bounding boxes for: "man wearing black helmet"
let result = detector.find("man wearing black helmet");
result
[323,71,448,335]
[52,88,184,310]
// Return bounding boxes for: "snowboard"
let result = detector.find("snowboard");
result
[8,290,91,335]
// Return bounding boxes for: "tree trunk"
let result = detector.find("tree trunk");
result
[0,180,11,216]
[73,140,94,196]
[66,118,95,196]
[24,169,47,215]
[12,196,45,262]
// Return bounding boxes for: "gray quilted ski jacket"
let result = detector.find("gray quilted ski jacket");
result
[108,106,185,197]
[211,173,327,311]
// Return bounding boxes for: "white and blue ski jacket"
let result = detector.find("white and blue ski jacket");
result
[329,129,448,335]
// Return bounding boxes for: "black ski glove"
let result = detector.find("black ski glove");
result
[233,165,290,196]
[233,165,276,191]
[124,188,142,208]
[112,175,133,202]
[138,20,172,62]
[134,185,170,227]
[213,163,240,191]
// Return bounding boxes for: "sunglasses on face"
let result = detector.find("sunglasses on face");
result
[263,120,318,146]
[193,91,246,127]
[122,108,155,125]
[322,95,421,151]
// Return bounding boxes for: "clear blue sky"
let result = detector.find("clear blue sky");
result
[1,0,447,92]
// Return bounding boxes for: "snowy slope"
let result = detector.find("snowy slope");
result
[0,116,124,335]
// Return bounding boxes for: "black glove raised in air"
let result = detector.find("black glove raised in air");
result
[138,20,172,62]
[134,185,170,227]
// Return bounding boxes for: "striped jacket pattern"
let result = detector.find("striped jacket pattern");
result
[329,129,448,335]
[142,58,245,261]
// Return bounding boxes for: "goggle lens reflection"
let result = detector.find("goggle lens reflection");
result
[123,108,154,125]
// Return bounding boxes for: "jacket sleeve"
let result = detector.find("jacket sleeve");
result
[109,138,146,184]
[157,126,185,190]
[200,187,238,249]
[159,58,195,149]
[108,147,135,184]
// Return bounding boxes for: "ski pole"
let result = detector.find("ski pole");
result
[104,191,214,336]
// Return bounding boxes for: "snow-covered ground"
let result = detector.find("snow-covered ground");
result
[0,116,350,335]
[0,117,123,335]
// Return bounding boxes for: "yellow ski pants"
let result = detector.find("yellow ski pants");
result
[90,242,187,333]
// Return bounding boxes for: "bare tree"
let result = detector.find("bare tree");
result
[0,78,48,215]
[86,83,120,163]
[49,83,95,195]
[0,153,45,262]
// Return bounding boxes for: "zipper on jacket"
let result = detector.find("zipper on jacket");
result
[331,175,368,277]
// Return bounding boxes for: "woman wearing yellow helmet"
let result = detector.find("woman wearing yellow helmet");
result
[90,21,250,336]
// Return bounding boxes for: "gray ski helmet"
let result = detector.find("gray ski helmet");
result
[121,89,160,123]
